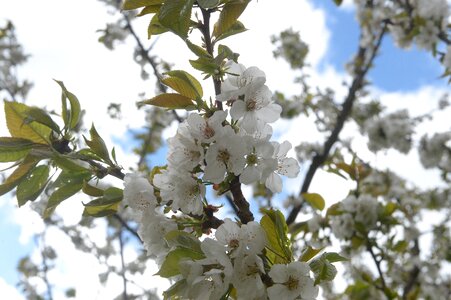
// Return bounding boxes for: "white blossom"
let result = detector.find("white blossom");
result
[268,261,318,300]
[230,84,282,133]
[204,126,247,183]
[123,173,156,214]
[187,110,227,143]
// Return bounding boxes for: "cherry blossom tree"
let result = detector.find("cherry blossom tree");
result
[1,0,450,299]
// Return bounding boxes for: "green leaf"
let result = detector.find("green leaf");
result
[122,0,164,10]
[299,246,324,262]
[157,247,205,278]
[302,193,325,211]
[0,137,35,162]
[162,70,203,99]
[22,107,60,134]
[186,39,212,58]
[260,209,292,264]
[197,0,220,9]
[309,254,338,285]
[54,80,81,131]
[137,4,162,16]
[4,100,51,144]
[139,93,194,109]
[0,155,40,197]
[148,14,169,39]
[324,252,348,263]
[158,0,195,39]
[83,124,111,163]
[214,20,247,43]
[44,173,87,218]
[212,0,250,38]
[82,181,104,197]
[16,165,50,206]
[163,279,188,300]
[52,154,89,172]
[189,57,218,76]
[165,230,202,253]
[83,189,122,217]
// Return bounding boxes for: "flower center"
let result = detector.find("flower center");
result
[246,99,257,111]
[229,239,240,248]
[217,149,230,164]
[204,124,215,139]
[246,153,258,165]
[286,276,299,290]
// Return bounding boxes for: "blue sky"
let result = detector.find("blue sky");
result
[0,0,449,298]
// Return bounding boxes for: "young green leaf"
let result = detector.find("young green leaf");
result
[302,192,326,211]
[83,124,111,164]
[16,165,50,206]
[157,247,205,278]
[309,254,338,285]
[0,155,40,197]
[260,209,292,264]
[162,70,203,99]
[165,230,202,253]
[185,39,212,59]
[4,100,51,144]
[163,280,188,300]
[83,193,122,217]
[139,93,194,109]
[54,80,81,131]
[213,21,247,43]
[23,107,60,134]
[148,14,169,39]
[0,137,35,162]
[122,0,164,10]
[212,0,250,38]
[82,181,104,197]
[137,4,162,16]
[158,0,195,39]
[299,246,325,262]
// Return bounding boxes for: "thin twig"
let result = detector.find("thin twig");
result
[118,227,128,300]
[113,213,142,242]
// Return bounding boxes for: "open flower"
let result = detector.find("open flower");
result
[268,261,318,300]
[231,84,281,133]
[217,61,266,102]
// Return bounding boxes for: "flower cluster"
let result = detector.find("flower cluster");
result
[364,109,414,154]
[330,194,380,240]
[418,132,451,172]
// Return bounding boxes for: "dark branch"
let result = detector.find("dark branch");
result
[113,214,142,242]
[230,177,254,224]
[286,25,387,225]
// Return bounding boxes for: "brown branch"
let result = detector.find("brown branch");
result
[286,25,387,225]
[230,177,254,224]
[402,239,420,299]
[367,242,389,296]
[200,8,223,110]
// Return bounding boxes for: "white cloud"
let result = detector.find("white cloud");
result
[0,278,25,300]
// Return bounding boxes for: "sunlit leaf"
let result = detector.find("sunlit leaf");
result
[4,100,50,144]
[186,39,212,58]
[165,230,202,253]
[309,253,338,284]
[54,80,81,131]
[83,190,122,217]
[148,13,169,39]
[139,93,194,109]
[122,0,164,10]
[213,0,250,38]
[162,70,203,99]
[302,192,325,211]
[82,181,104,197]
[299,246,324,262]
[0,155,40,197]
[23,107,60,133]
[260,209,292,264]
[157,247,205,278]
[137,4,162,16]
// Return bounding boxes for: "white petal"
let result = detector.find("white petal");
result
[279,157,300,178]
[230,100,246,120]
[240,165,261,184]
[265,172,283,193]
[257,103,282,123]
